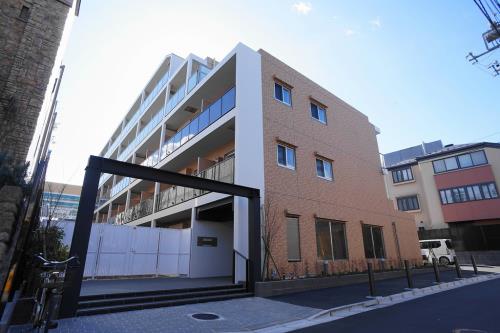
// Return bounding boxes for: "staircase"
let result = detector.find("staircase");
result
[76,283,252,316]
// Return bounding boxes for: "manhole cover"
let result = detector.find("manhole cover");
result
[191,313,220,321]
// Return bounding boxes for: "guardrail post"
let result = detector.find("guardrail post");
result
[471,255,478,275]
[454,256,462,279]
[432,258,441,283]
[404,260,414,289]
[367,262,376,297]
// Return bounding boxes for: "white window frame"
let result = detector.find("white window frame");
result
[277,144,296,170]
[274,82,292,106]
[316,158,333,181]
[310,103,327,124]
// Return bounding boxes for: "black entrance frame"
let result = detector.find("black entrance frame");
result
[59,156,261,318]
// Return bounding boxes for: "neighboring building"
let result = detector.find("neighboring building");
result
[41,181,81,222]
[94,43,421,280]
[0,0,79,163]
[384,142,500,251]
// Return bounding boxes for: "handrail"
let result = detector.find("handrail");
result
[232,249,250,287]
[233,248,248,260]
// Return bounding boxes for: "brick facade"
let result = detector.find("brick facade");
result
[0,0,72,163]
[259,49,421,276]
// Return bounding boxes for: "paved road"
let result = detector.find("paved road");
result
[271,269,480,309]
[292,277,500,333]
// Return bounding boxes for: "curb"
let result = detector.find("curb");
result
[248,273,499,333]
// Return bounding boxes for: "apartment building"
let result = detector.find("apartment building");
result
[384,142,500,251]
[41,181,81,222]
[93,43,421,280]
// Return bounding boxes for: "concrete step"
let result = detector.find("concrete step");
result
[76,292,253,316]
[78,287,248,308]
[78,283,244,302]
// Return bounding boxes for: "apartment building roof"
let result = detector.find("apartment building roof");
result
[386,142,500,170]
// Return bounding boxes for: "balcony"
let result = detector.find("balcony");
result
[187,65,210,94]
[110,177,132,198]
[114,156,234,225]
[156,156,235,212]
[115,197,154,225]
[104,70,171,159]
[160,86,236,160]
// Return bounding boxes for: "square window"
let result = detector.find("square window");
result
[444,157,458,171]
[274,82,292,106]
[458,154,473,168]
[316,158,333,180]
[277,144,296,170]
[433,160,446,173]
[311,103,327,124]
[471,151,487,166]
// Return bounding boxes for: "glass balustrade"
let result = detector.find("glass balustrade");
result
[156,156,235,212]
[104,86,234,201]
[187,65,210,93]
[110,177,132,197]
[160,86,236,160]
[111,156,234,225]
[103,71,171,159]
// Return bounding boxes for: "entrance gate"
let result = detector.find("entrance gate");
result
[59,155,261,318]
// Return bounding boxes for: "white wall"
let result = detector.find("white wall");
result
[189,211,234,278]
[233,43,265,282]
[60,222,190,278]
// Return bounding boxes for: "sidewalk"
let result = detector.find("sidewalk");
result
[8,268,492,333]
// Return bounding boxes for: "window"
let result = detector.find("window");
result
[439,182,499,204]
[315,219,348,260]
[277,144,296,170]
[310,103,327,124]
[396,195,420,211]
[316,158,333,180]
[19,5,30,20]
[391,166,414,183]
[274,82,291,106]
[432,150,488,173]
[420,241,441,249]
[362,224,385,259]
[286,216,301,261]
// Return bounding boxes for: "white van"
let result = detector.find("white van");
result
[419,239,456,265]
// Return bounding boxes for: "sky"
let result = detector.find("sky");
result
[43,0,499,186]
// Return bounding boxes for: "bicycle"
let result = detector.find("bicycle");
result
[31,254,79,333]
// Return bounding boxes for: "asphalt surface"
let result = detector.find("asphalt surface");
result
[270,269,481,309]
[292,276,500,333]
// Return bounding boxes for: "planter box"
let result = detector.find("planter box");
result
[255,266,453,297]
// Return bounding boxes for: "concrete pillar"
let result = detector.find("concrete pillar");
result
[125,190,131,210]
[153,182,160,213]
[107,203,113,224]
[185,58,193,95]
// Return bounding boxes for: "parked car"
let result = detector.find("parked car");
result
[419,239,455,265]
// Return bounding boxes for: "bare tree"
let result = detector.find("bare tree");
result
[40,182,68,257]
[261,196,282,280]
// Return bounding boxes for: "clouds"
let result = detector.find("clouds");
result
[292,2,312,15]
[370,17,382,29]
[344,29,357,36]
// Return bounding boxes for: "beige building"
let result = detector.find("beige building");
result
[94,43,421,280]
[384,142,500,251]
[41,181,81,222]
